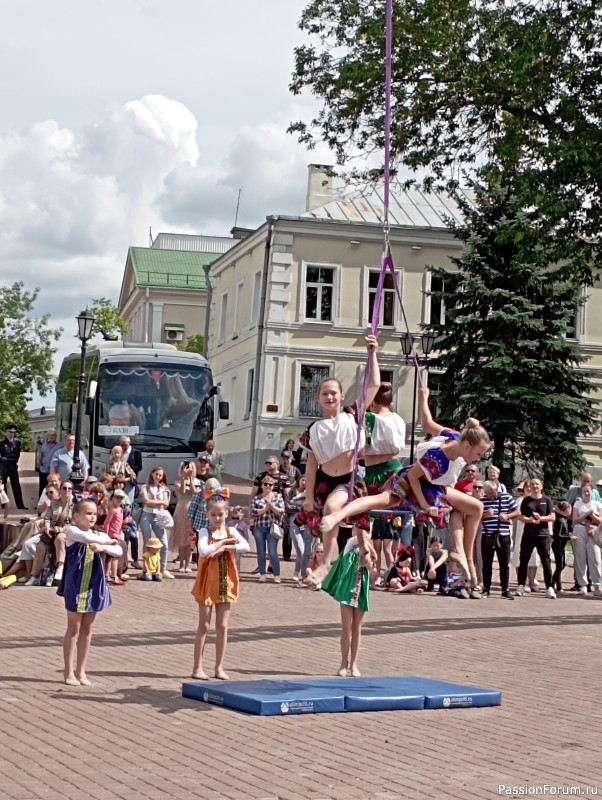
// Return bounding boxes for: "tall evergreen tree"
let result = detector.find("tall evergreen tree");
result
[427,173,597,492]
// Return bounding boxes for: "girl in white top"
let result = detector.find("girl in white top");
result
[139,468,172,578]
[363,382,407,579]
[299,335,380,585]
[572,482,602,595]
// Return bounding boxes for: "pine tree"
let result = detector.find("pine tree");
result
[427,173,597,492]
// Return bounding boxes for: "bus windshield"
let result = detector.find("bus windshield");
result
[96,362,213,453]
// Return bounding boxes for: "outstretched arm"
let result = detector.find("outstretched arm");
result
[361,335,381,409]
[419,387,445,437]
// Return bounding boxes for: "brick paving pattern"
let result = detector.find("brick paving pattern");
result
[1,459,601,799]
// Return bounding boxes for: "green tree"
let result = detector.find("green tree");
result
[0,282,63,449]
[176,334,204,356]
[86,298,128,341]
[427,173,597,492]
[290,0,602,281]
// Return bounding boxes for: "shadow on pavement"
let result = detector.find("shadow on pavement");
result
[48,684,214,714]
[4,613,602,650]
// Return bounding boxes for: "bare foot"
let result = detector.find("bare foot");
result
[214,669,229,680]
[76,674,91,686]
[307,563,329,585]
[320,514,338,534]
[64,674,80,686]
[337,666,348,677]
[191,671,209,681]
[349,665,361,678]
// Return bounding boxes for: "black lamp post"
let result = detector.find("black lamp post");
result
[70,308,95,494]
[400,331,436,462]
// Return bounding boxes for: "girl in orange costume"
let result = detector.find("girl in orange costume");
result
[190,490,249,681]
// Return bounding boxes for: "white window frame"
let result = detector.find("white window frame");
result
[250,271,262,329]
[362,265,403,329]
[228,375,236,424]
[423,270,446,326]
[299,261,340,324]
[243,367,254,420]
[218,292,228,344]
[294,359,336,418]
[233,280,244,339]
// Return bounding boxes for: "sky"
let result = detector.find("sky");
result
[0,0,337,404]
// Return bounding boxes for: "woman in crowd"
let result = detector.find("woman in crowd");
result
[88,481,109,527]
[139,467,173,579]
[172,461,200,573]
[571,482,602,596]
[251,474,285,583]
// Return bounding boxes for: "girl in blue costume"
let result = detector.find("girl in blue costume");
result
[57,498,122,686]
[321,388,491,595]
[322,535,373,678]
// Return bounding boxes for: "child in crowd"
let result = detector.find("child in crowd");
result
[140,537,163,581]
[229,505,249,572]
[423,536,449,591]
[299,335,381,586]
[441,554,470,599]
[191,493,250,680]
[320,387,491,597]
[57,499,122,685]
[102,489,126,585]
[552,500,572,593]
[384,545,426,593]
[322,535,374,677]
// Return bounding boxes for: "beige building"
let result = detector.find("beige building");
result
[207,165,602,479]
[118,233,236,346]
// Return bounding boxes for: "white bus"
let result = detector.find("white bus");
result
[55,342,228,487]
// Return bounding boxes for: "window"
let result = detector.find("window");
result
[368,269,396,327]
[233,281,244,338]
[565,289,584,340]
[229,376,236,424]
[305,265,334,322]
[251,272,262,328]
[244,368,254,420]
[299,364,331,417]
[219,293,228,344]
[380,369,394,387]
[425,271,446,326]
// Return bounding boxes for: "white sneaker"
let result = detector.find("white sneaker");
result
[523,586,531,593]
[25,577,40,586]
[594,586,602,598]
[53,565,64,582]
[161,570,175,579]
[273,576,281,584]
[258,575,266,583]
[292,573,300,582]
[531,580,540,591]
[515,584,525,597]
[546,587,557,599]
[579,586,588,596]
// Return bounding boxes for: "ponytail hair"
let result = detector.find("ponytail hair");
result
[460,417,491,448]
[373,382,393,408]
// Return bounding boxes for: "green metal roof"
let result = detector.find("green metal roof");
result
[129,247,220,289]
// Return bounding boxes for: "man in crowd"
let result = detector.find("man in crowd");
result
[480,480,518,599]
[515,477,556,599]
[0,424,27,509]
[120,435,143,501]
[197,439,225,482]
[49,433,89,484]
[38,431,61,495]
[278,450,302,561]
[565,472,601,504]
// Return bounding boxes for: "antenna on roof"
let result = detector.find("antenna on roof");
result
[149,226,153,247]
[233,188,242,229]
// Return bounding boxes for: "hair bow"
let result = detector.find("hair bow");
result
[204,487,230,500]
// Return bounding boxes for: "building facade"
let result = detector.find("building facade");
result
[206,168,602,478]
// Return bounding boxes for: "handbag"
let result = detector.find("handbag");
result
[154,508,174,529]
[270,520,283,540]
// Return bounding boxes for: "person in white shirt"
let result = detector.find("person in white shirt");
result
[571,482,602,597]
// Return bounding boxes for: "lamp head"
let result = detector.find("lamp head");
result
[77,308,95,342]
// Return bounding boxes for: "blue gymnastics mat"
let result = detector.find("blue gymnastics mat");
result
[182,676,501,716]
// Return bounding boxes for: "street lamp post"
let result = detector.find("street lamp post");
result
[70,309,95,494]
[400,331,436,462]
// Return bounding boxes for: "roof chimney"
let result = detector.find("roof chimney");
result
[306,164,333,212]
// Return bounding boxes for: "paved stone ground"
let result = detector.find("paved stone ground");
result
[1,459,602,799]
